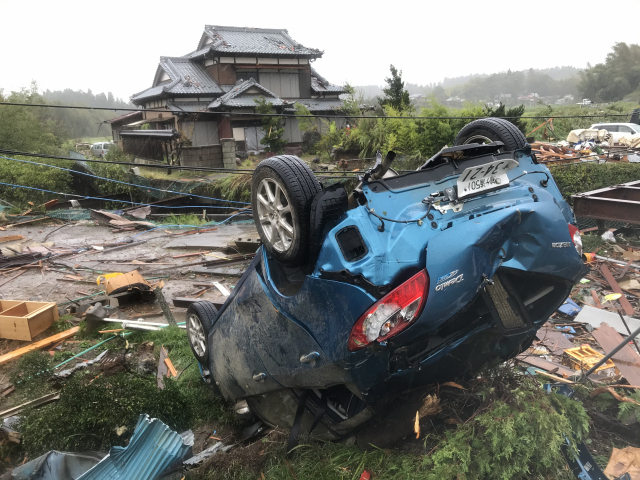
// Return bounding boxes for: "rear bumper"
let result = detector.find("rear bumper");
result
[346,266,584,410]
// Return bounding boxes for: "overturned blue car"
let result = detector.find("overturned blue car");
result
[186,118,586,440]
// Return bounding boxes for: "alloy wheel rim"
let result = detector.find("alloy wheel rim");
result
[256,178,295,252]
[464,134,494,145]
[188,314,206,357]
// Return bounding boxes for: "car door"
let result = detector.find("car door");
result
[619,125,635,140]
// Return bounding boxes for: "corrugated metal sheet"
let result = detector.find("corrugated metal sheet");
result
[202,25,322,57]
[119,129,180,138]
[77,415,193,480]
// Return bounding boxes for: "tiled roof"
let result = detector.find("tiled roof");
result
[285,98,346,112]
[310,66,346,93]
[107,110,143,124]
[166,100,211,113]
[131,57,222,103]
[208,78,289,109]
[200,25,322,57]
[130,84,167,102]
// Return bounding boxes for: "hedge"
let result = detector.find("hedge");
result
[550,162,640,205]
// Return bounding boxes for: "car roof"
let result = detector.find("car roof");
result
[591,122,639,127]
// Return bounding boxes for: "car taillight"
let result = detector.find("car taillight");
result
[568,224,583,256]
[348,270,429,351]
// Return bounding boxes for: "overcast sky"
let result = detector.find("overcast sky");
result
[1,0,639,101]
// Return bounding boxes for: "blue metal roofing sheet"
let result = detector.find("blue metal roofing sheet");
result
[77,415,193,480]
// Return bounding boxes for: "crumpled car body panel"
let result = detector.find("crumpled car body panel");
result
[206,149,586,411]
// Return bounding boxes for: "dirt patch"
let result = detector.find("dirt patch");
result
[193,429,287,477]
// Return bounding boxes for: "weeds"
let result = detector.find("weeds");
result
[17,326,231,456]
[217,174,252,203]
[160,214,208,226]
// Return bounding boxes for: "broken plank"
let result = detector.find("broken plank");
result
[173,251,210,259]
[600,265,635,316]
[0,392,61,419]
[0,327,80,366]
[157,346,169,389]
[533,369,574,384]
[128,311,163,319]
[164,357,178,377]
[591,289,603,309]
[516,354,578,378]
[0,270,26,288]
[592,323,640,386]
[0,235,25,244]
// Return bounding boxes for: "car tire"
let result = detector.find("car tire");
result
[186,301,218,364]
[454,117,528,151]
[251,155,321,267]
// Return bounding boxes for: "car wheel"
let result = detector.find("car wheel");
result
[251,155,321,267]
[454,117,528,151]
[186,301,218,364]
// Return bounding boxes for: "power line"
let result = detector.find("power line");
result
[0,148,361,177]
[0,154,251,205]
[0,101,633,120]
[0,180,253,211]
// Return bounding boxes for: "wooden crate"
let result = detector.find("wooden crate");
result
[0,300,59,341]
[563,344,617,373]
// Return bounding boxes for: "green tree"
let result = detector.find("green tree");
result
[254,97,288,154]
[379,65,411,112]
[578,42,640,102]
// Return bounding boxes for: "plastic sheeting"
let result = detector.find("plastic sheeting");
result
[566,128,610,144]
[10,450,105,480]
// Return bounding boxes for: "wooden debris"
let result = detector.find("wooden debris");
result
[516,354,577,378]
[157,346,169,389]
[173,251,210,259]
[0,235,25,244]
[0,270,26,288]
[592,323,640,386]
[590,386,640,406]
[591,289,603,309]
[0,392,61,419]
[533,369,574,384]
[164,357,178,377]
[0,327,79,365]
[600,264,635,316]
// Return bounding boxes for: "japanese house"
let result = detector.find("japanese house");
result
[113,25,347,167]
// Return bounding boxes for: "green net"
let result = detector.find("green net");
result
[47,209,93,221]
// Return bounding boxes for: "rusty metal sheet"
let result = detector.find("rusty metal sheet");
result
[592,323,640,386]
[572,180,640,225]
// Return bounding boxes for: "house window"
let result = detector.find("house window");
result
[237,70,259,82]
[259,72,300,98]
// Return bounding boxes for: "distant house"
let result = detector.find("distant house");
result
[445,96,465,108]
[112,25,348,167]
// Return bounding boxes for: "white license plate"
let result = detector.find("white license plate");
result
[456,159,519,199]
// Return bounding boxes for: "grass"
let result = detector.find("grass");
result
[158,214,209,226]
[10,327,234,460]
[138,166,205,180]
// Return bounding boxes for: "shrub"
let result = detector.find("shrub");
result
[550,163,640,204]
